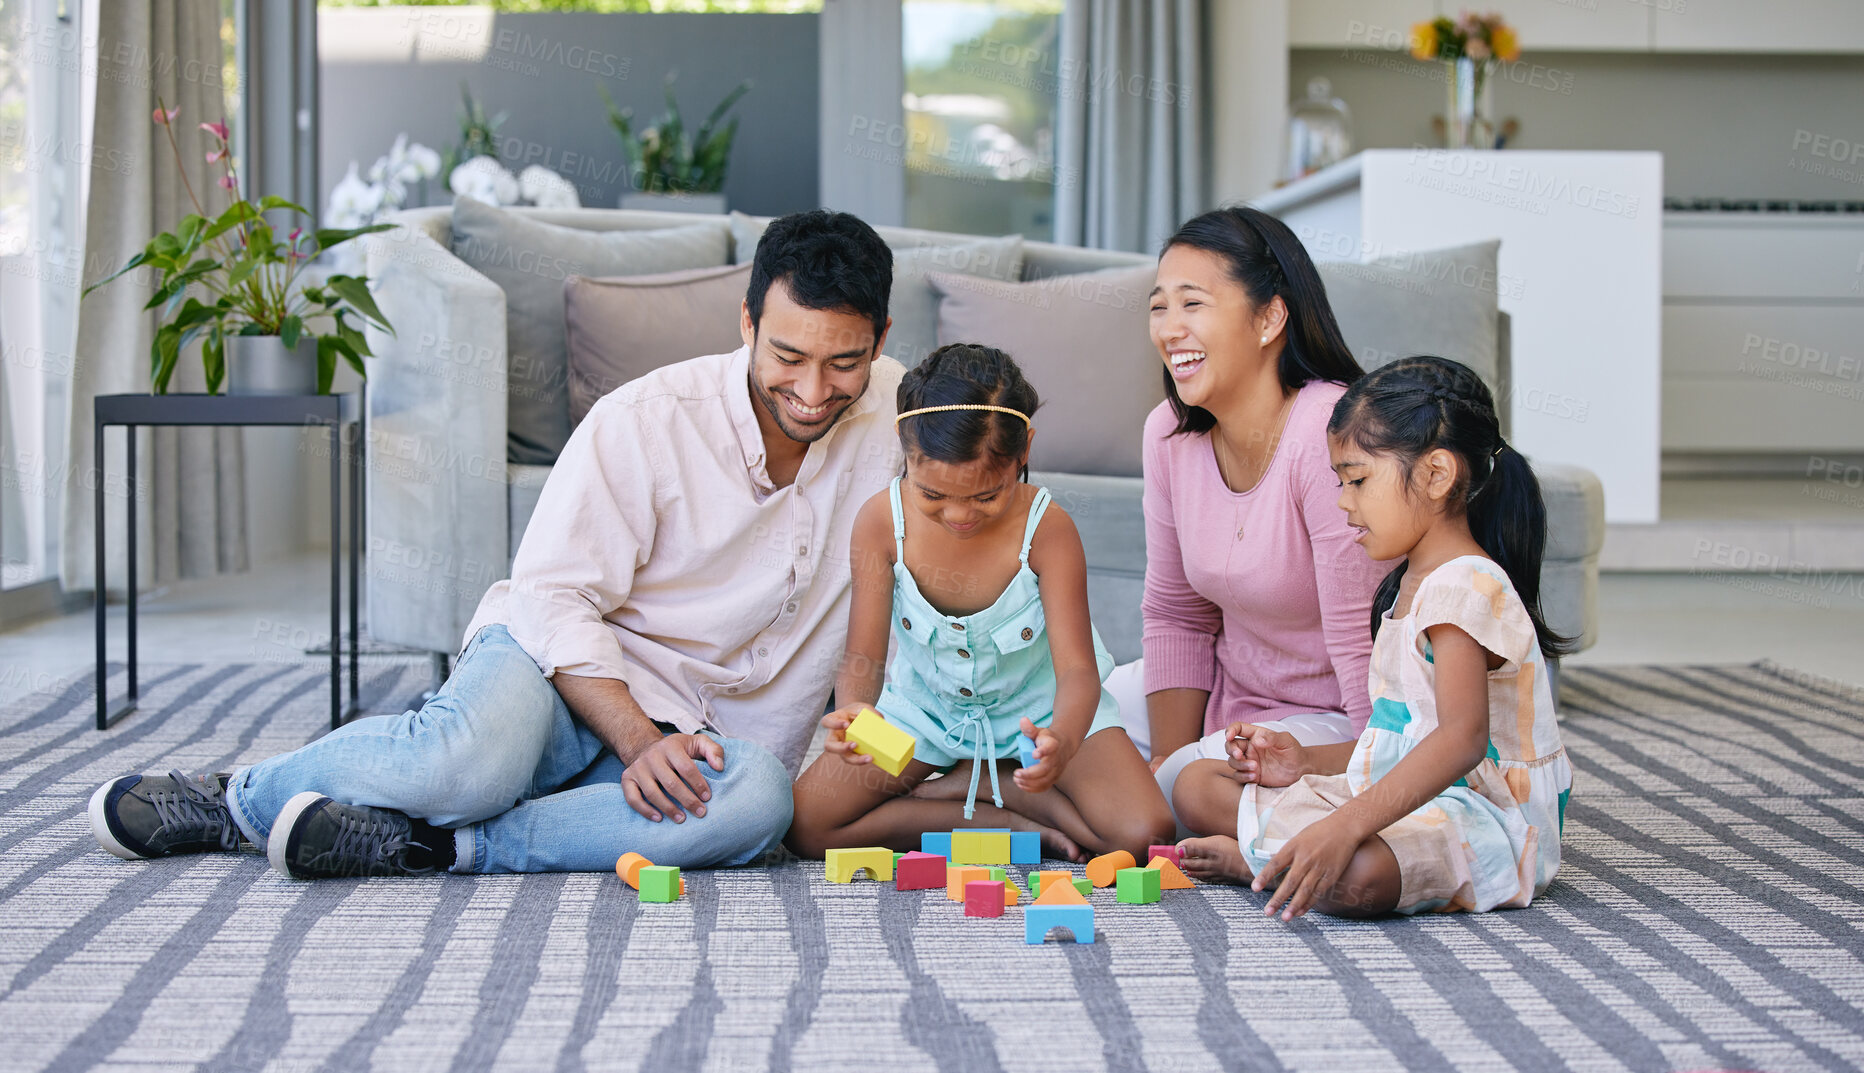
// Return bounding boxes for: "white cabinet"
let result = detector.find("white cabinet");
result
[1289,0,1864,52]
[1474,0,1651,52]
[1289,0,1433,50]
[1650,0,1864,52]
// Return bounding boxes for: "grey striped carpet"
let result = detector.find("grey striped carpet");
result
[2,660,1863,1073]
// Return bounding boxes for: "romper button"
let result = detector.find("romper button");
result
[959,687,973,697]
[957,648,970,659]
[901,617,912,630]
[1021,627,1033,641]
[952,622,965,631]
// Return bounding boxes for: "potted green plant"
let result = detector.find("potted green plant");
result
[603,74,750,214]
[84,102,395,396]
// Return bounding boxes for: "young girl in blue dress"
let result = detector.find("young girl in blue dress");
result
[1174,356,1573,919]
[786,344,1174,862]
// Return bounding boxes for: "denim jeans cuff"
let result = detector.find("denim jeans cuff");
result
[224,768,272,851]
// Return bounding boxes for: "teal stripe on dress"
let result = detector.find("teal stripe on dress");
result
[1368,697,1412,734]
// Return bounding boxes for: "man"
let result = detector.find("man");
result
[88,210,903,878]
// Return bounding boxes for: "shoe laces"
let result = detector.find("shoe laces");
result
[145,771,242,852]
[309,807,435,877]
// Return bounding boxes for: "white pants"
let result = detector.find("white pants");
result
[1106,658,1357,839]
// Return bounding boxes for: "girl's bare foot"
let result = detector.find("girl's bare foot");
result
[1179,835,1254,885]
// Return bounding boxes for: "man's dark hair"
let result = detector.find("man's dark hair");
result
[745,210,892,347]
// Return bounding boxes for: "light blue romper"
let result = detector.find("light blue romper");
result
[875,477,1123,818]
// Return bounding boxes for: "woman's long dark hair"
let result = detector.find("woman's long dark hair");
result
[897,343,1041,480]
[1159,206,1364,435]
[1328,356,1572,660]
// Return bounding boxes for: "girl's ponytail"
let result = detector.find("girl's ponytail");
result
[1329,356,1572,659]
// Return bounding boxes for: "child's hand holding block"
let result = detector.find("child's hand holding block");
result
[846,707,916,776]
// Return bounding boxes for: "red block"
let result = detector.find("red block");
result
[1147,844,1184,869]
[895,851,948,891]
[964,880,1006,917]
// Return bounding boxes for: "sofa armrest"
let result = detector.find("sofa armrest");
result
[1535,461,1605,654]
[1030,471,1146,664]
[363,220,511,655]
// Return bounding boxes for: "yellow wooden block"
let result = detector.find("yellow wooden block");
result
[826,846,896,883]
[1033,876,1089,905]
[846,708,916,776]
[946,865,990,900]
[1148,856,1195,889]
[950,830,1012,865]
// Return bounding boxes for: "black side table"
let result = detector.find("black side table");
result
[93,392,363,731]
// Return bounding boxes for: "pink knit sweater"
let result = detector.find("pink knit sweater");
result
[1139,381,1386,737]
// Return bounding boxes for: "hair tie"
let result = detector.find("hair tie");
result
[895,404,1032,430]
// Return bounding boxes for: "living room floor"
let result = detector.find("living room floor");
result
[2,551,1860,710]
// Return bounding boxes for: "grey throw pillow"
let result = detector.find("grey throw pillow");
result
[1317,239,1501,388]
[730,211,1023,369]
[927,264,1162,479]
[563,262,752,426]
[451,196,730,463]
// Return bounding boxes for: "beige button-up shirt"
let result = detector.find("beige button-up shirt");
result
[464,345,905,773]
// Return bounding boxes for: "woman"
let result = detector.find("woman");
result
[1104,205,1387,833]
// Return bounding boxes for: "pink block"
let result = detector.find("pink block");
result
[964,880,1006,918]
[1147,844,1184,868]
[896,851,948,891]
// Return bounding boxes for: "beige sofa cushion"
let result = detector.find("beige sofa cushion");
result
[927,264,1163,479]
[563,263,752,426]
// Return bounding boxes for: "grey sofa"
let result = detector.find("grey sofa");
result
[362,206,1603,679]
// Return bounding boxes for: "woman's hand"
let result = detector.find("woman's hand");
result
[1011,717,1076,794]
[1253,812,1362,921]
[1222,723,1308,787]
[820,704,874,765]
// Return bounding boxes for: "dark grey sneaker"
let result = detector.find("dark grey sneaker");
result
[89,772,247,859]
[268,791,448,879]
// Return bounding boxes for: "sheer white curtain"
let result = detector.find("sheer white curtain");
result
[59,0,247,594]
[1053,0,1206,253]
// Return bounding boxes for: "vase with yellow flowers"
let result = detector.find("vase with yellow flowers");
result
[1411,12,1521,150]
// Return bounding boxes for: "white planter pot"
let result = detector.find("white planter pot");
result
[227,335,320,396]
[618,191,727,215]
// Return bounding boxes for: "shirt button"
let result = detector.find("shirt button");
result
[727,687,739,694]
[1021,627,1033,641]
[957,648,970,659]
[786,602,797,613]
[758,646,769,657]
[901,617,912,630]
[797,545,808,555]
[959,687,973,697]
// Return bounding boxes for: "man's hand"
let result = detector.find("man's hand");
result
[621,732,725,823]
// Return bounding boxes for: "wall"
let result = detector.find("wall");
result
[1289,49,1864,200]
[319,8,821,218]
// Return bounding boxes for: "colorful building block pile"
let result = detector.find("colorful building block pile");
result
[800,835,1199,947]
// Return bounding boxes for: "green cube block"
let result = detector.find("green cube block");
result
[639,865,681,903]
[1116,866,1161,904]
[893,851,906,867]
[987,867,1008,882]
[1072,877,1092,898]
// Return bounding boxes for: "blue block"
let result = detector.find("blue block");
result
[1008,830,1039,864]
[1017,735,1038,768]
[920,832,952,858]
[1024,905,1095,945]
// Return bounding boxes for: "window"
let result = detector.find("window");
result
[901,0,1061,239]
[0,0,84,601]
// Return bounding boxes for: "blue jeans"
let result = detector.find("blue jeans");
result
[224,625,794,873]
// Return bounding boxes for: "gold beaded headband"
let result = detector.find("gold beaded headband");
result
[894,404,1032,430]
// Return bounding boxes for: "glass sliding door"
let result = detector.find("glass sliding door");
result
[0,0,84,614]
